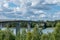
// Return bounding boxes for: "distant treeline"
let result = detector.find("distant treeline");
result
[4,20,60,28]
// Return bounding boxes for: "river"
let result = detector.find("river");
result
[1,27,54,35]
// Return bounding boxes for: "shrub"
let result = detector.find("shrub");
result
[26,32,32,40]
[15,32,20,40]
[53,22,60,40]
[48,33,55,40]
[0,29,15,40]
[20,28,26,40]
[31,25,42,40]
[41,34,49,40]
[49,35,55,40]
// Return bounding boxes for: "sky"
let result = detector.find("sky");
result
[0,0,60,21]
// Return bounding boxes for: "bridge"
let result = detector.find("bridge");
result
[0,20,47,35]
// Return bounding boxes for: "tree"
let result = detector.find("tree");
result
[49,35,55,40]
[15,32,20,40]
[4,22,17,28]
[48,33,55,40]
[41,34,49,40]
[20,22,27,28]
[0,29,15,40]
[31,24,42,40]
[20,28,26,40]
[53,22,60,40]
[26,32,32,40]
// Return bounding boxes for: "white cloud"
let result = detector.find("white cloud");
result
[3,3,9,8]
[39,14,46,18]
[43,0,60,5]
[33,10,45,14]
[0,15,8,19]
[30,15,35,18]
[31,0,40,6]
[52,11,60,20]
[0,0,60,20]
[26,17,30,20]
[44,0,57,4]
[13,7,20,12]
[0,8,3,11]
[0,4,3,11]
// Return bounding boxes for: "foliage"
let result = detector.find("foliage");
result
[49,34,55,40]
[20,28,26,40]
[1,21,60,40]
[31,25,42,40]
[4,22,17,28]
[53,22,60,40]
[20,22,27,28]
[26,32,32,40]
[0,29,15,40]
[15,32,20,40]
[41,34,49,40]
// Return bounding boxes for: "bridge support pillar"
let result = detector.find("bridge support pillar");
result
[16,22,20,35]
[27,22,31,31]
[0,23,3,30]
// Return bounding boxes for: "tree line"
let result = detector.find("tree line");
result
[4,20,60,28]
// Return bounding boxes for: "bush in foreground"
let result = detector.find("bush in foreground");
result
[0,29,15,40]
[53,22,60,40]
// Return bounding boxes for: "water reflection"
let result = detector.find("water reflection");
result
[1,28,54,35]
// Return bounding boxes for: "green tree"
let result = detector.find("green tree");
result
[0,30,4,40]
[41,34,49,40]
[0,29,15,40]
[20,22,27,28]
[48,33,55,40]
[20,28,26,40]
[49,35,55,40]
[53,22,60,40]
[15,32,20,40]
[31,24,42,40]
[26,32,32,40]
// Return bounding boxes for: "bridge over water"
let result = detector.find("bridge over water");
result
[0,20,47,35]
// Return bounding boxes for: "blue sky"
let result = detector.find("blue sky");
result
[0,0,60,21]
